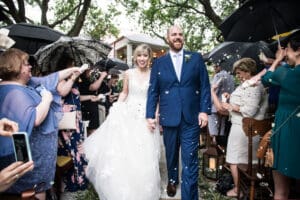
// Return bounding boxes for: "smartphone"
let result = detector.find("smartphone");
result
[12,132,32,162]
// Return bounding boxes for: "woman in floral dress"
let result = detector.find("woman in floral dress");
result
[54,55,89,192]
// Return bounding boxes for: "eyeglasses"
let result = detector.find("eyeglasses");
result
[22,62,31,67]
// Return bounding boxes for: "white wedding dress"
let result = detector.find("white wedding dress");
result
[84,69,161,200]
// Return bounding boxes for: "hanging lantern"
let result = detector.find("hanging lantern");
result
[202,144,225,180]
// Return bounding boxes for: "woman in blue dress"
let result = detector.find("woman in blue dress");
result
[261,31,300,199]
[0,48,80,200]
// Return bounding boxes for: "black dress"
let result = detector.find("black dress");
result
[78,75,100,129]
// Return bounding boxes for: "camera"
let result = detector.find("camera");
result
[88,59,117,83]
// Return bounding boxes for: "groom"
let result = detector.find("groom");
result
[146,25,211,200]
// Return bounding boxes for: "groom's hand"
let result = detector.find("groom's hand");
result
[198,113,208,128]
[147,118,156,132]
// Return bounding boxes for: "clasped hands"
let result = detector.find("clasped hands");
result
[147,112,208,132]
[147,118,157,133]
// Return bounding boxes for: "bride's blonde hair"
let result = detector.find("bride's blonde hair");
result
[133,44,152,67]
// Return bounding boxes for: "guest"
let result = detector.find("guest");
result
[215,58,268,197]
[79,68,108,135]
[261,30,300,199]
[208,63,235,145]
[252,52,281,115]
[0,118,34,192]
[53,56,90,192]
[146,25,211,200]
[100,73,120,115]
[0,48,53,200]
[0,48,80,200]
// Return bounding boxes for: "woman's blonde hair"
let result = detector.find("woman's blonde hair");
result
[0,48,29,81]
[133,44,152,66]
[232,57,257,76]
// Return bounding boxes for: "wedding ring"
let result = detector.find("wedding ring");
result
[15,174,19,179]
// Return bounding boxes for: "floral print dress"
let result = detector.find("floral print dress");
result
[58,83,89,191]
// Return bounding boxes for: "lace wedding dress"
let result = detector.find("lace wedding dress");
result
[84,69,161,200]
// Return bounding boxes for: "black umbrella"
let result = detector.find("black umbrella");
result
[208,41,274,72]
[4,23,65,54]
[34,36,112,73]
[94,58,129,72]
[219,0,300,42]
[110,58,129,70]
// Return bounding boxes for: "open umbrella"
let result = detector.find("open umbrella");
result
[109,58,129,70]
[95,58,129,71]
[219,0,300,42]
[34,36,112,73]
[3,23,65,54]
[208,41,274,72]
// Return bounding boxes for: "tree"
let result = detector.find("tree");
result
[0,0,120,39]
[115,0,242,52]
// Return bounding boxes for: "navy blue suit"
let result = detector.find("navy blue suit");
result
[146,50,211,200]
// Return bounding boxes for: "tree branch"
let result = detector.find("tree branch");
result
[49,3,81,28]
[40,0,50,25]
[68,0,91,36]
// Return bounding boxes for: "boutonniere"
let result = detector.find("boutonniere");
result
[184,54,192,63]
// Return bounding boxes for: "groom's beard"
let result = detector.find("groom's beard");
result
[168,39,184,52]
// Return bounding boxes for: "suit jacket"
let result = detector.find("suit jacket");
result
[146,50,211,127]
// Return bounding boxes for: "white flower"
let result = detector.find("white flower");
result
[184,54,192,62]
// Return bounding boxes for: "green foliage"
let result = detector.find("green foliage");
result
[198,150,235,200]
[75,184,100,200]
[115,79,123,93]
[52,0,120,39]
[115,0,239,52]
[85,4,120,39]
[52,0,76,31]
[1,0,120,39]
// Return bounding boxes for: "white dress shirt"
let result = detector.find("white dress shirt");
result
[170,50,183,81]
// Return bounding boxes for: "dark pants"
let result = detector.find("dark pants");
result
[163,118,200,200]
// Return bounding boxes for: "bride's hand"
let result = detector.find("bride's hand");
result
[147,118,156,133]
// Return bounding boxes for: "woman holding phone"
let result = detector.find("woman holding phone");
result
[0,118,34,192]
[0,48,81,200]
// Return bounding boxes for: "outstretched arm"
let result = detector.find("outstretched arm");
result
[211,85,228,115]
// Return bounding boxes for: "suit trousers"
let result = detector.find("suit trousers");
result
[163,116,200,200]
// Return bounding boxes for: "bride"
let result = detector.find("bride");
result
[84,44,161,200]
